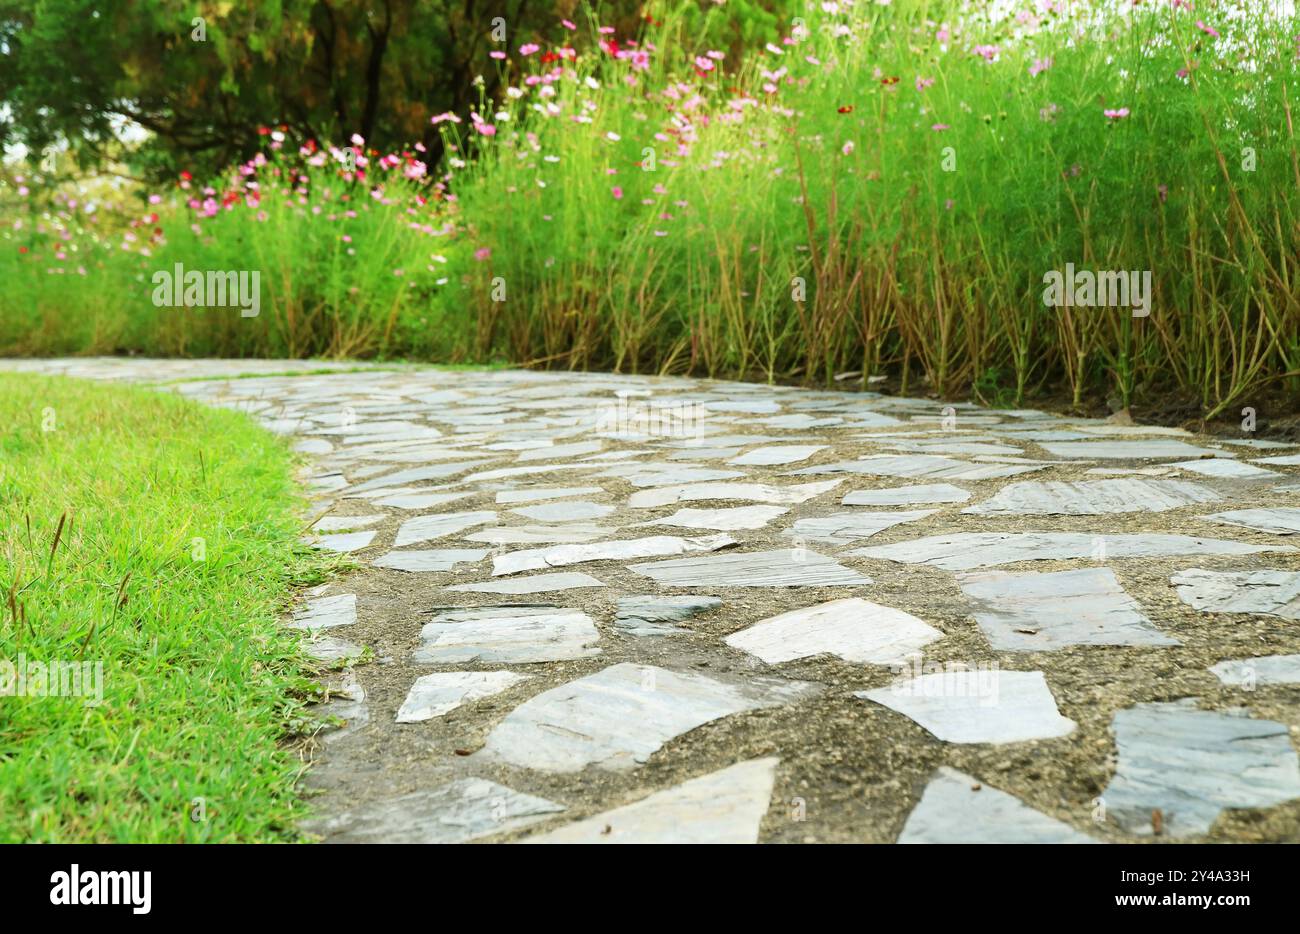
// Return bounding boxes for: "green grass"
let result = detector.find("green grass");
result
[0,373,329,842]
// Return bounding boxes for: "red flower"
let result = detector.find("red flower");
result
[180,170,192,181]
[18,246,28,253]
[838,105,854,114]
[257,125,271,135]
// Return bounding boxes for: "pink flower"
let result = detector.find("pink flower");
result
[561,19,576,30]
[694,56,715,71]
[931,123,950,131]
[611,186,624,200]
[520,43,540,55]
[1103,107,1130,119]
[971,45,999,62]
[1196,21,1219,38]
[1029,57,1052,77]
[474,247,491,261]
[841,141,855,156]
[915,76,935,92]
[489,50,506,59]
[475,122,497,136]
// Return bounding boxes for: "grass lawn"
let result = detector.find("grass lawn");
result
[0,372,330,842]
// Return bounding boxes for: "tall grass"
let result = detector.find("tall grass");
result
[2,0,1297,417]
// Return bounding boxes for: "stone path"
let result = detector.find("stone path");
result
[8,356,1300,843]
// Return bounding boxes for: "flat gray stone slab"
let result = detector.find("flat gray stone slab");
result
[312,514,386,532]
[1171,458,1280,480]
[396,671,532,723]
[493,534,735,576]
[615,595,722,636]
[1039,440,1223,459]
[517,440,603,461]
[510,501,615,522]
[842,484,970,506]
[1100,700,1300,836]
[290,593,358,631]
[373,549,488,572]
[853,532,1291,570]
[898,767,1097,844]
[447,572,606,595]
[522,758,779,844]
[414,605,601,664]
[725,598,941,665]
[628,479,842,509]
[1171,569,1300,619]
[785,509,936,545]
[393,511,497,546]
[963,478,1221,516]
[372,491,472,510]
[1209,654,1300,687]
[479,662,817,772]
[311,530,376,553]
[306,778,564,843]
[631,549,872,588]
[641,505,789,531]
[305,633,365,662]
[495,486,604,504]
[346,461,487,492]
[793,455,1041,481]
[466,524,610,545]
[957,568,1178,650]
[857,670,1076,744]
[1204,508,1300,535]
[729,444,827,466]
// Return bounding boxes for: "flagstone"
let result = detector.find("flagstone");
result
[1204,508,1300,535]
[348,462,489,493]
[311,514,386,532]
[495,486,605,504]
[517,441,604,462]
[725,598,942,665]
[396,671,532,723]
[478,662,817,772]
[729,444,828,466]
[466,524,611,545]
[857,670,1075,744]
[305,778,564,843]
[842,484,971,506]
[629,479,842,509]
[522,758,779,844]
[372,549,488,572]
[792,455,1042,481]
[448,572,606,595]
[311,530,376,553]
[1170,569,1300,619]
[493,533,734,576]
[785,510,936,545]
[290,593,358,631]
[898,767,1097,844]
[1039,440,1224,460]
[1170,459,1280,480]
[631,549,872,588]
[957,568,1177,650]
[963,478,1221,516]
[640,505,789,531]
[615,595,723,636]
[510,501,615,522]
[372,491,473,510]
[305,633,365,662]
[852,532,1291,571]
[1209,654,1300,687]
[1100,700,1300,836]
[414,605,601,664]
[393,511,497,546]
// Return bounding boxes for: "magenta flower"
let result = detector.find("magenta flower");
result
[1196,21,1219,38]
[611,186,624,200]
[489,50,506,60]
[1103,107,1130,120]
[520,43,540,55]
[474,247,491,261]
[561,19,576,30]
